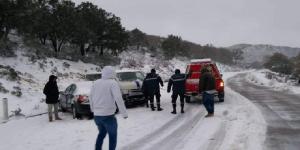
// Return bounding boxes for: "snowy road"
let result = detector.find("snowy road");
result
[228,73,300,150]
[0,73,266,150]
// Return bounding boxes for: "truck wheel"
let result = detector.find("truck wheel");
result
[185,96,191,103]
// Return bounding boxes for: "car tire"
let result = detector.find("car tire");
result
[185,96,191,103]
[72,104,81,119]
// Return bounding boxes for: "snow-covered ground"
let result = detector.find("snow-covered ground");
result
[0,42,267,150]
[246,70,300,95]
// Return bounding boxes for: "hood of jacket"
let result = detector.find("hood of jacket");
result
[102,66,116,80]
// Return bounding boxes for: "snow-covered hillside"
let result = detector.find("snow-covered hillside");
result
[228,44,300,66]
[246,70,300,95]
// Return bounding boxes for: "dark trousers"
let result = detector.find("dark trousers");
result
[94,115,118,150]
[203,92,214,113]
[171,93,185,105]
[148,93,161,107]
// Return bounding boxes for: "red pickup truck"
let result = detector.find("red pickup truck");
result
[185,59,224,102]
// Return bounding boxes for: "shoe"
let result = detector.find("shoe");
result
[49,117,53,122]
[181,110,184,113]
[205,113,213,118]
[157,107,163,111]
[151,107,155,111]
[171,110,177,114]
[55,117,62,120]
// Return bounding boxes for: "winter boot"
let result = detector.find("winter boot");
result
[171,104,176,114]
[181,104,184,113]
[151,104,155,111]
[49,116,53,122]
[157,104,163,111]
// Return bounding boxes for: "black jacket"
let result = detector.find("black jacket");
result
[167,73,186,94]
[199,72,216,92]
[142,73,163,95]
[43,77,59,104]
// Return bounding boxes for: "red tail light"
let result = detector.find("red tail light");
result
[220,81,224,87]
[77,95,88,103]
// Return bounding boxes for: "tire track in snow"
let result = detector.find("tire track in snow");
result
[120,104,205,150]
[205,122,227,150]
[146,107,206,150]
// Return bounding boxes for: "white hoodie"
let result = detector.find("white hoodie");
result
[90,66,128,118]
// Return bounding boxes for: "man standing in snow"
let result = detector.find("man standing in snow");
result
[167,69,186,114]
[43,75,62,122]
[199,66,216,117]
[142,69,164,111]
[90,66,128,150]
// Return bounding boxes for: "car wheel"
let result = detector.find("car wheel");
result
[185,96,191,103]
[72,105,81,119]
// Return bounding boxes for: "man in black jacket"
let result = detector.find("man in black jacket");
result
[167,69,186,114]
[142,69,164,111]
[199,66,216,117]
[43,75,62,122]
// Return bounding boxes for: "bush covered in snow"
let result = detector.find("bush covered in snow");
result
[0,65,20,81]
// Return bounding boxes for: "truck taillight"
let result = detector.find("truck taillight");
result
[220,81,224,87]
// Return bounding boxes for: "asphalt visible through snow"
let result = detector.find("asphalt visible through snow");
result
[228,73,300,150]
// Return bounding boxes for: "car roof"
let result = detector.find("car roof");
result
[116,69,143,73]
[85,70,143,75]
[190,58,212,63]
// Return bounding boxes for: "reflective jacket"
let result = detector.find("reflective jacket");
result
[142,73,163,95]
[167,73,186,94]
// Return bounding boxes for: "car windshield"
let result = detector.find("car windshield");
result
[117,72,144,81]
[85,73,101,81]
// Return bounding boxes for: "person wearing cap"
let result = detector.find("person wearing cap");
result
[142,68,164,111]
[167,69,186,114]
[90,66,128,150]
[199,66,216,117]
[43,75,62,122]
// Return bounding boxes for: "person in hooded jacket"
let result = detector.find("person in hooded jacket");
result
[90,66,128,150]
[43,75,62,122]
[167,69,186,114]
[142,69,164,111]
[199,66,216,117]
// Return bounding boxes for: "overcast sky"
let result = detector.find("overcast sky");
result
[73,0,300,47]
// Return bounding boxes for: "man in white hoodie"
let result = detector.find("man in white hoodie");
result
[90,66,128,150]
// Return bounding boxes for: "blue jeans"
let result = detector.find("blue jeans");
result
[94,115,118,150]
[203,92,214,114]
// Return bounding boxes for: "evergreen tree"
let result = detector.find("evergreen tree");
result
[264,53,294,74]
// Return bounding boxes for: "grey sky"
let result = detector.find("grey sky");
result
[73,0,300,47]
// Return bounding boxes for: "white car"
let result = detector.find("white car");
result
[59,70,146,119]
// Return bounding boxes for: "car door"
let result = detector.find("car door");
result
[65,84,77,111]
[60,85,71,109]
